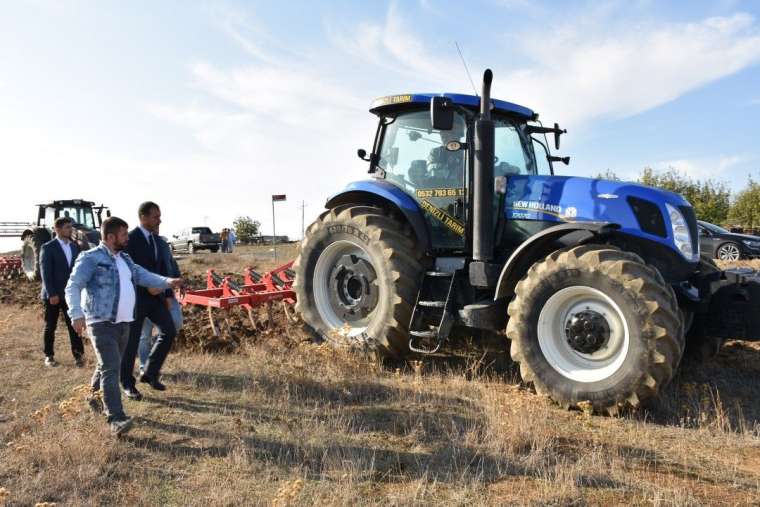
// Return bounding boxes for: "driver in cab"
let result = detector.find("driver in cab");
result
[426,119,465,185]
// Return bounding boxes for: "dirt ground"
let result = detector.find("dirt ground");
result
[0,245,759,506]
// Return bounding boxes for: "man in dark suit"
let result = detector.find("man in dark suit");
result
[40,216,84,367]
[120,201,177,400]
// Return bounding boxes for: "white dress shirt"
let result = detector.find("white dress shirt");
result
[57,237,73,266]
[114,253,136,323]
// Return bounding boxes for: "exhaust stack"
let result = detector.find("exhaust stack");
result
[473,69,495,262]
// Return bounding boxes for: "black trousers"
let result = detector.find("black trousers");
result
[42,299,84,359]
[120,298,176,389]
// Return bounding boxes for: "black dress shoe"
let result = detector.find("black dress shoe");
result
[140,374,167,391]
[123,386,143,401]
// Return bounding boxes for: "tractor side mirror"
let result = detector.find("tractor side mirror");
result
[553,122,566,150]
[106,209,111,217]
[430,96,454,130]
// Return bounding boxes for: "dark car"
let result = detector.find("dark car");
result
[698,220,760,261]
[170,227,221,254]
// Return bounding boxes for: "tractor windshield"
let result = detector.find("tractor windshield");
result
[377,110,467,191]
[60,206,96,229]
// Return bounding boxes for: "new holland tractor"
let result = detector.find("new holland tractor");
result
[293,70,760,414]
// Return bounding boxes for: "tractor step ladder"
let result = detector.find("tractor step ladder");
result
[408,270,458,354]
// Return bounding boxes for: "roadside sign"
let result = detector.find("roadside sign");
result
[272,194,287,202]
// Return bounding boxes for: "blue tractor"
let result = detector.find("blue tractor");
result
[293,70,760,414]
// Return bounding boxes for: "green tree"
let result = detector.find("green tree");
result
[638,167,731,224]
[595,169,622,181]
[728,177,760,230]
[233,216,261,244]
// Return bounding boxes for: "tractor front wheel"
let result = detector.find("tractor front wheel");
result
[507,245,684,414]
[21,229,49,281]
[293,205,424,356]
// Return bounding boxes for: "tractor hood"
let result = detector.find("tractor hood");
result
[505,175,698,260]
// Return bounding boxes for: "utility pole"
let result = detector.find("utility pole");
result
[271,194,287,262]
[300,200,307,240]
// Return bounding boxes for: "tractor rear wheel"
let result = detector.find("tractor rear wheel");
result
[506,245,684,414]
[293,205,424,356]
[21,229,50,281]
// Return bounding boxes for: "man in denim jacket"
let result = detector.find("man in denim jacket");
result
[65,216,182,436]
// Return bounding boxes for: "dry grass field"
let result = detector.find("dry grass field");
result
[0,245,759,506]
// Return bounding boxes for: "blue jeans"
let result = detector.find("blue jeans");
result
[88,322,130,422]
[138,298,183,370]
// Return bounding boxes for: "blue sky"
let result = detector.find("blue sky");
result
[2,0,760,250]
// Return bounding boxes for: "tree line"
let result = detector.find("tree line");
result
[599,167,760,230]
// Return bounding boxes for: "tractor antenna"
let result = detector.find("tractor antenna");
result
[455,41,478,96]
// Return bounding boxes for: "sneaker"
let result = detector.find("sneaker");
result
[110,416,134,436]
[74,355,85,368]
[123,387,143,401]
[44,356,58,367]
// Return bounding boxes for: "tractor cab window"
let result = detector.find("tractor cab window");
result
[494,119,530,177]
[60,206,95,228]
[43,207,56,227]
[378,110,467,191]
[531,137,553,175]
[378,110,468,250]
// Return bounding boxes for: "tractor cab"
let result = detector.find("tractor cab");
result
[20,199,111,280]
[35,199,108,230]
[366,93,561,252]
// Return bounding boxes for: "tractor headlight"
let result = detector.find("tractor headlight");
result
[665,203,697,262]
[742,239,760,249]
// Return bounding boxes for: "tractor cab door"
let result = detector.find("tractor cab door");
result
[377,110,468,251]
[493,120,541,254]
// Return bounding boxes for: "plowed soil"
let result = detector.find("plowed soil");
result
[0,276,40,307]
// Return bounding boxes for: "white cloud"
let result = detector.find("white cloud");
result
[494,12,760,126]
[652,154,745,181]
[325,2,460,86]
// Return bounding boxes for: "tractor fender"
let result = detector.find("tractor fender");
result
[494,221,619,300]
[325,179,432,252]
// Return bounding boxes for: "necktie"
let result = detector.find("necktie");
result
[148,233,157,262]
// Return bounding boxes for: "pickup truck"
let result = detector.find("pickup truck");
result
[170,227,221,254]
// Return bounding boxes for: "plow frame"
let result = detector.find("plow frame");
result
[179,261,298,336]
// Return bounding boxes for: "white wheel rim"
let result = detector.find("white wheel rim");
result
[537,286,630,383]
[313,240,380,338]
[21,243,35,276]
[719,244,740,261]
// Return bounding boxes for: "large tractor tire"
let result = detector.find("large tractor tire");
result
[506,245,684,414]
[21,228,50,281]
[293,205,424,357]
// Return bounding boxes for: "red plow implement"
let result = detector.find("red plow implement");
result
[179,262,298,336]
[0,256,22,279]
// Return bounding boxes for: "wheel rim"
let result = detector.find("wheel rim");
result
[718,244,740,261]
[21,242,35,277]
[313,240,380,337]
[537,286,630,383]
